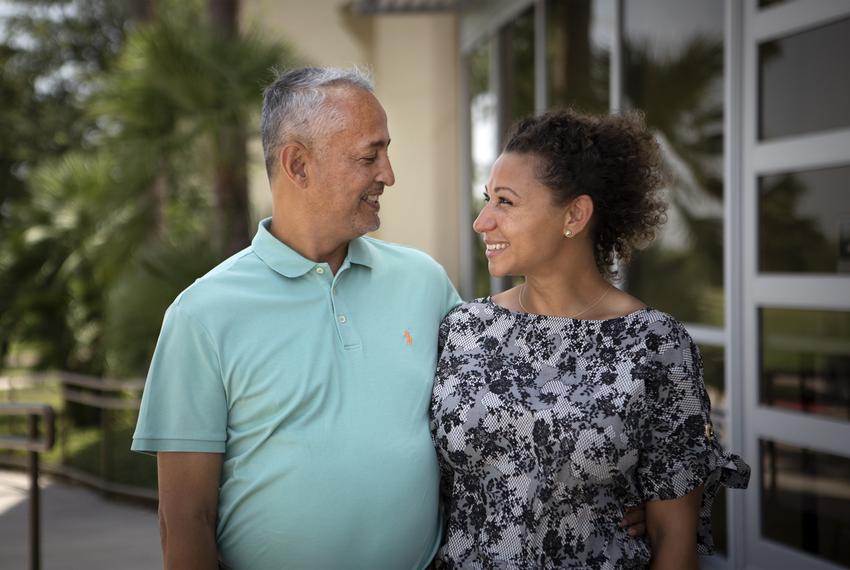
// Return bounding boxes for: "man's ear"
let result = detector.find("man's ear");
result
[279,142,309,188]
[563,194,594,237]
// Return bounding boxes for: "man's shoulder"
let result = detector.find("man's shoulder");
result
[170,246,261,314]
[359,236,445,275]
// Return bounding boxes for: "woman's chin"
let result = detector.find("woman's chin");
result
[486,262,513,278]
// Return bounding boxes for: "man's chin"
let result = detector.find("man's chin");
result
[365,213,381,233]
[353,218,380,238]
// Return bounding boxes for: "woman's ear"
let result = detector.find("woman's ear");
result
[279,142,310,188]
[562,194,594,238]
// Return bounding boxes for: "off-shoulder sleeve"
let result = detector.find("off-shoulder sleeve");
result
[635,320,750,554]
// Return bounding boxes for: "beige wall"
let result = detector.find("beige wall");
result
[243,0,461,284]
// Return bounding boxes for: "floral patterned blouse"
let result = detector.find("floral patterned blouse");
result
[430,298,750,569]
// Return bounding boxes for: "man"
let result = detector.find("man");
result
[133,67,643,569]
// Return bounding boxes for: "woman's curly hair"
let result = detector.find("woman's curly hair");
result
[504,109,669,280]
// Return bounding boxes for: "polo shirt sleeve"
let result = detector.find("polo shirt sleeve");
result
[132,302,227,454]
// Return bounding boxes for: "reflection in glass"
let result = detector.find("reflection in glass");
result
[759,165,850,274]
[468,38,497,298]
[760,308,850,421]
[498,6,535,142]
[546,0,612,114]
[623,0,725,326]
[699,343,727,555]
[759,18,850,140]
[761,440,850,566]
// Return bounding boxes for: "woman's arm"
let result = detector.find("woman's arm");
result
[646,485,703,570]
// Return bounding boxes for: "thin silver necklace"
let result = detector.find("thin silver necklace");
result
[518,283,611,319]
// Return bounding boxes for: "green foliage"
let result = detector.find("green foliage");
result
[0,0,127,219]
[1,1,297,382]
[103,238,221,377]
[93,6,284,145]
[1,1,128,370]
[0,151,154,373]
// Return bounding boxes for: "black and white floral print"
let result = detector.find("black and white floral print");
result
[430,298,749,570]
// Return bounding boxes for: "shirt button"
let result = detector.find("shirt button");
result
[315,267,325,274]
[338,315,347,324]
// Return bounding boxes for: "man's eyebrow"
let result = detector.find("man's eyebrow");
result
[365,138,391,149]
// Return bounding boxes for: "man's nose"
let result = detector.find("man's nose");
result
[378,156,395,187]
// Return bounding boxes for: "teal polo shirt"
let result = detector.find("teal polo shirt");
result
[132,218,461,570]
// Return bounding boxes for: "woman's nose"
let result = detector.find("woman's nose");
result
[472,206,494,234]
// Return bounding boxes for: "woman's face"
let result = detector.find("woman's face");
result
[473,152,570,277]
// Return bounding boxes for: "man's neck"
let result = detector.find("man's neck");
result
[269,214,349,275]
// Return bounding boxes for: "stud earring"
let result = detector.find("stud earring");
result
[564,229,573,238]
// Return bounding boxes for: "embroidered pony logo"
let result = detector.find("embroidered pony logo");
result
[403,329,413,346]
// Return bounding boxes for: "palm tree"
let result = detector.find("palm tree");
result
[93,1,290,255]
[208,0,252,254]
[1,1,294,380]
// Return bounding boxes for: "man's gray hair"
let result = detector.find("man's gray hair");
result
[261,66,375,179]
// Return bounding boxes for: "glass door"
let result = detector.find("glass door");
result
[743,1,850,568]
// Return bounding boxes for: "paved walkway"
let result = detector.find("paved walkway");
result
[0,469,161,569]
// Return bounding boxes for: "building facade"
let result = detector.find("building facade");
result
[247,2,850,569]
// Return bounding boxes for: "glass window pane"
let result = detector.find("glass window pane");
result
[759,18,850,140]
[468,38,497,298]
[498,6,535,142]
[546,0,612,114]
[760,308,850,422]
[760,440,850,566]
[759,165,850,274]
[700,343,728,555]
[623,0,725,326]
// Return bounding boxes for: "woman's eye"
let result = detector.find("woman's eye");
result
[362,155,377,163]
[497,197,512,205]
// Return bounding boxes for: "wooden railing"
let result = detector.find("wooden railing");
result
[0,403,56,570]
[0,371,156,502]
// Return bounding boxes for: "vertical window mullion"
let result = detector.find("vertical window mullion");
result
[610,0,624,114]
[458,51,474,300]
[724,0,746,566]
[534,0,547,114]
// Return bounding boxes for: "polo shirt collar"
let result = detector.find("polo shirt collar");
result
[252,218,374,278]
[346,234,374,269]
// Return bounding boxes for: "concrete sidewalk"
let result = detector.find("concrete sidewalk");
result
[0,469,161,569]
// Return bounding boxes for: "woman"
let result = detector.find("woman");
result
[430,110,749,569]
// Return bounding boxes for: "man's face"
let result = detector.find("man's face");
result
[306,88,395,243]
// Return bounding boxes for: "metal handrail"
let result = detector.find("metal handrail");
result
[0,403,56,570]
